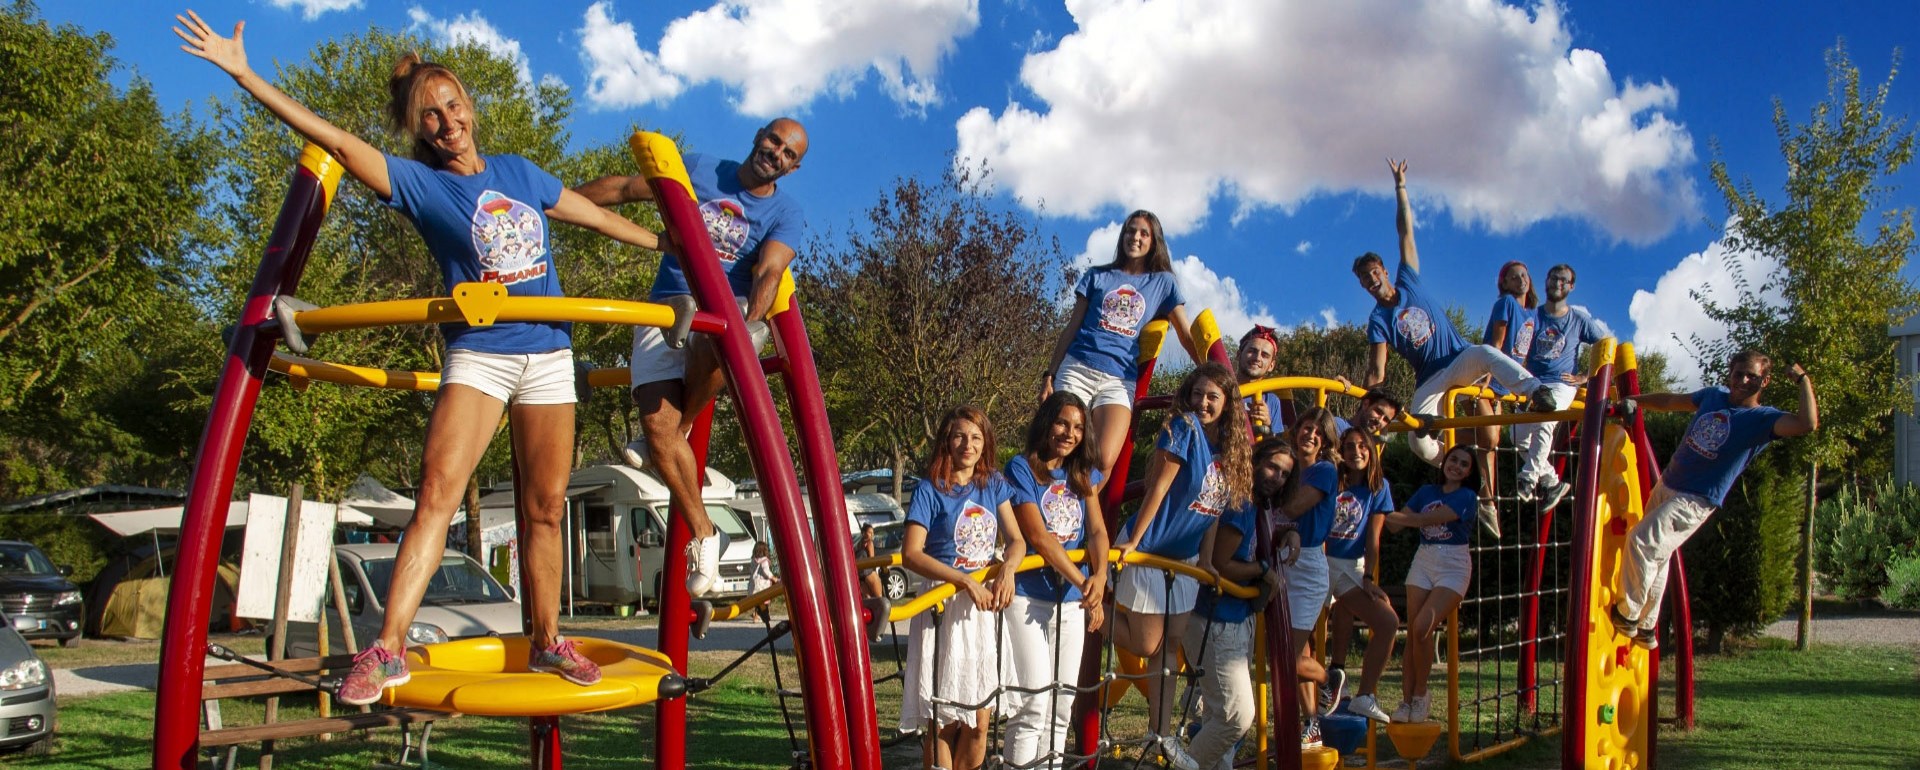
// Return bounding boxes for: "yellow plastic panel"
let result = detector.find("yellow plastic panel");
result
[1581,424,1651,768]
[1137,319,1170,363]
[629,132,694,199]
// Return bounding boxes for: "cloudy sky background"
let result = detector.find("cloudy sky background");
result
[65,0,1920,387]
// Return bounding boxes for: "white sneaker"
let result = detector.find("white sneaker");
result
[1409,694,1432,723]
[1155,733,1200,770]
[1390,700,1412,723]
[621,435,650,469]
[686,531,729,597]
[1348,693,1391,722]
[1537,478,1572,511]
[1477,499,1502,540]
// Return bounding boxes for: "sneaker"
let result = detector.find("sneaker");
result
[1477,499,1502,540]
[1318,666,1348,716]
[686,531,729,597]
[620,435,650,469]
[336,645,410,706]
[1608,604,1639,639]
[1536,478,1572,512]
[1390,700,1412,723]
[1299,719,1323,750]
[1632,627,1659,651]
[1409,694,1432,723]
[1155,733,1200,770]
[1514,482,1536,504]
[1528,386,1561,413]
[1348,693,1392,722]
[529,636,603,686]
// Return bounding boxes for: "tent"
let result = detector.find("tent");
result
[338,474,419,528]
[87,498,371,538]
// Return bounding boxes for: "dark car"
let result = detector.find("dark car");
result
[0,542,84,647]
[0,622,54,753]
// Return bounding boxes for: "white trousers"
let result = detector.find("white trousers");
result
[1409,344,1542,465]
[1618,483,1718,631]
[1000,595,1087,770]
[1181,616,1255,769]
[1514,381,1577,488]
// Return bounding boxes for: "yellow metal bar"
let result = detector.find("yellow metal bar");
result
[290,291,681,335]
[1447,606,1462,760]
[270,353,441,391]
[1253,612,1270,770]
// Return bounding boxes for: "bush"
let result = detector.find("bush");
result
[1681,453,1802,651]
[1883,554,1920,610]
[1814,477,1920,600]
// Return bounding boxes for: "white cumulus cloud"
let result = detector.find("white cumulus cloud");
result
[407,7,532,85]
[1295,241,1313,255]
[1628,224,1782,389]
[955,0,1698,241]
[268,0,361,20]
[578,2,685,110]
[580,0,980,116]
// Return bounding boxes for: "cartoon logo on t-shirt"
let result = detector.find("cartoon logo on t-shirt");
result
[1513,319,1536,358]
[1189,460,1227,518]
[470,191,548,285]
[1395,306,1434,348]
[1535,326,1567,361]
[1041,481,1083,544]
[1419,500,1456,542]
[700,198,750,264]
[1330,491,1364,542]
[1098,284,1148,338]
[1683,411,1732,461]
[952,500,997,570]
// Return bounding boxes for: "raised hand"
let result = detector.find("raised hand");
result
[1388,158,1409,187]
[1788,362,1808,380]
[174,10,252,79]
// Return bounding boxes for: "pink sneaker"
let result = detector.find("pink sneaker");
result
[337,646,409,706]
[529,637,602,686]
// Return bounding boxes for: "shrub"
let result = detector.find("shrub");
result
[1814,477,1920,600]
[1883,554,1920,610]
[1681,453,1801,651]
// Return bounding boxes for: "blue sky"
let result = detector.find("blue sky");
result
[52,1,1920,387]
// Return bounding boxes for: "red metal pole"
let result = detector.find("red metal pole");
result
[1560,363,1613,770]
[154,152,337,770]
[644,171,850,769]
[653,409,714,770]
[769,299,884,770]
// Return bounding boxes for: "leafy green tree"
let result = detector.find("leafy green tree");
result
[1693,42,1919,647]
[0,3,221,497]
[802,167,1067,498]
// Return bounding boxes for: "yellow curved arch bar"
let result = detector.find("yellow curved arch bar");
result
[289,289,679,335]
[630,132,694,197]
[297,143,344,209]
[388,636,682,717]
[883,549,1260,623]
[1190,309,1222,360]
[271,353,639,394]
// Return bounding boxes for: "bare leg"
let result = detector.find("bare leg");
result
[676,336,733,437]
[511,401,577,648]
[1088,403,1132,491]
[1288,625,1322,715]
[954,710,991,770]
[632,381,715,539]
[1404,586,1463,698]
[1328,603,1357,669]
[1114,607,1183,734]
[375,384,505,653]
[1475,398,1500,502]
[1335,588,1400,695]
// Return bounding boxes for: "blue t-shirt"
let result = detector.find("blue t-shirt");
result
[1405,484,1477,546]
[1524,306,1608,380]
[1006,456,1103,603]
[1198,503,1261,624]
[1065,267,1185,381]
[1325,481,1395,561]
[1293,460,1339,548]
[1484,294,1535,361]
[1120,414,1227,559]
[647,152,806,301]
[383,154,567,354]
[1245,391,1286,435]
[1368,262,1467,385]
[1662,387,1786,506]
[905,475,1014,572]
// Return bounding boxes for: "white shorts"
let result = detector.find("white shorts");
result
[1114,555,1199,615]
[1327,556,1367,599]
[1406,544,1472,594]
[1051,358,1136,411]
[629,297,769,388]
[1281,547,1329,631]
[441,348,576,405]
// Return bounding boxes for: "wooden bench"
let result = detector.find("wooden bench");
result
[200,653,459,770]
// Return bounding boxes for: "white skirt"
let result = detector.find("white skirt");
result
[899,592,1001,730]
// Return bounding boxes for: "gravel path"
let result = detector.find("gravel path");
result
[1762,602,1920,648]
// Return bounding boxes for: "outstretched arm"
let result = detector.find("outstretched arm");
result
[1390,159,1419,275]
[175,11,391,198]
[744,241,797,323]
[546,189,661,250]
[1628,392,1698,412]
[573,175,657,207]
[1167,305,1199,361]
[1773,363,1820,437]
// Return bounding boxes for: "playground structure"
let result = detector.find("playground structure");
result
[151,134,1692,770]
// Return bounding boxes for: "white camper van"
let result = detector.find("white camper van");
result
[482,465,756,610]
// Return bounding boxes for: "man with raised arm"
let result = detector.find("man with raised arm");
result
[1513,264,1611,512]
[1611,350,1818,648]
[574,118,809,596]
[1354,160,1560,472]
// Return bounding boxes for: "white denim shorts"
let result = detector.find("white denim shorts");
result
[630,297,769,388]
[1281,546,1329,631]
[1406,543,1472,594]
[1327,555,1368,598]
[1115,555,1199,615]
[442,348,576,405]
[1051,358,1136,411]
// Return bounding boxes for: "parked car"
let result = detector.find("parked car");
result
[0,622,54,753]
[868,521,913,602]
[0,541,83,647]
[283,543,521,658]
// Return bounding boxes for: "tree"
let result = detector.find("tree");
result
[1694,41,1919,648]
[802,166,1067,497]
[0,3,222,497]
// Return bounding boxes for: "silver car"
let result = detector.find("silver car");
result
[284,544,522,657]
[0,622,53,753]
